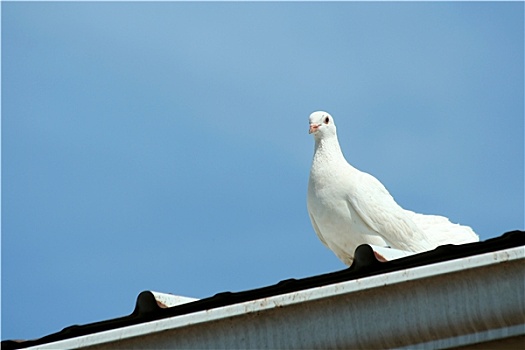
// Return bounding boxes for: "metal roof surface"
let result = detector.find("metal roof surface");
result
[2,230,524,349]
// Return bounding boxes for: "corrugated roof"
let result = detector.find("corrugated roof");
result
[24,245,525,349]
[2,230,524,350]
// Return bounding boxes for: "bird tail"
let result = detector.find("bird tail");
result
[406,210,479,248]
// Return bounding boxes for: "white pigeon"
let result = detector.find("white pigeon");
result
[307,111,479,265]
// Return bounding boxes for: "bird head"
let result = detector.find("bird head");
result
[309,111,336,138]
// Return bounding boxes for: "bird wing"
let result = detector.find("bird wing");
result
[347,171,430,252]
[408,210,479,245]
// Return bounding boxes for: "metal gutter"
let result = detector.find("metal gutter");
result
[27,245,525,349]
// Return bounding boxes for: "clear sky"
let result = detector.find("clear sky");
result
[2,1,523,341]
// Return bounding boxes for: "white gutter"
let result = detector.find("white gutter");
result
[29,246,525,349]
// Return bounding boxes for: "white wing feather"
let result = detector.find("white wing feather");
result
[408,211,478,246]
[348,171,432,252]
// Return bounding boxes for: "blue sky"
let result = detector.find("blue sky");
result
[2,1,523,341]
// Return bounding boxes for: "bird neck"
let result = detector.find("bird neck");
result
[313,135,348,167]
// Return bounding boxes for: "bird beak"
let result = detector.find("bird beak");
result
[309,124,320,134]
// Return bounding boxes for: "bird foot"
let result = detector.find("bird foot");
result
[373,250,388,262]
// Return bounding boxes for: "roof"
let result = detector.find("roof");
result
[2,230,524,349]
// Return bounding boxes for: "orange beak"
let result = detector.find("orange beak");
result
[309,124,320,134]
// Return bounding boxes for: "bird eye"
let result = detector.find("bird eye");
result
[324,116,330,124]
